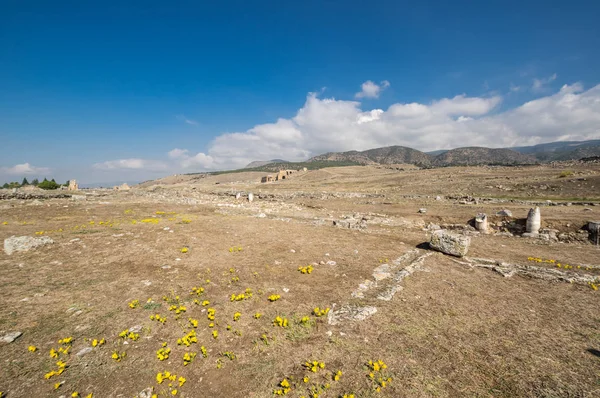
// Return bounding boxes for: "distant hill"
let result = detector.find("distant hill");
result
[433,147,536,166]
[245,159,289,168]
[509,140,600,161]
[309,146,432,167]
[306,139,600,168]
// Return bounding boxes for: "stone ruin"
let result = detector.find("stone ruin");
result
[113,183,131,191]
[67,179,79,191]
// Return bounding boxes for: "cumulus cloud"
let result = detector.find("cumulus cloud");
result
[0,163,50,175]
[91,80,600,175]
[532,73,557,92]
[355,80,390,99]
[93,158,168,171]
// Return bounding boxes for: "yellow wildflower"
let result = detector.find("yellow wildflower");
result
[28,345,37,352]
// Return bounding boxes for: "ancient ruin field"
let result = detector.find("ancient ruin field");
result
[1,163,600,398]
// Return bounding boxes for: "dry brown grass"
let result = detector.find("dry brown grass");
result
[1,164,600,397]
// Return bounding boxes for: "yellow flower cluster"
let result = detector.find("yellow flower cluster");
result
[157,346,171,361]
[140,218,160,224]
[229,246,243,252]
[188,318,198,328]
[333,370,342,381]
[183,352,196,365]
[273,316,289,327]
[207,308,216,320]
[230,290,252,301]
[91,338,106,347]
[28,345,37,352]
[191,286,205,295]
[378,258,389,263]
[150,314,167,324]
[2,221,8,225]
[212,330,219,339]
[177,330,197,346]
[44,360,68,379]
[342,394,355,398]
[527,256,591,270]
[233,312,241,321]
[180,247,188,253]
[268,294,281,302]
[367,360,392,392]
[181,219,191,224]
[300,316,310,324]
[128,299,140,309]
[254,312,262,319]
[155,211,166,215]
[168,305,187,314]
[201,346,208,357]
[313,307,330,317]
[111,351,126,362]
[273,378,291,395]
[304,360,325,373]
[119,329,139,341]
[222,351,236,360]
[298,265,314,274]
[590,282,598,291]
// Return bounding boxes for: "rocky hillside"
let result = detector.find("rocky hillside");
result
[433,147,537,166]
[309,145,534,167]
[245,159,289,168]
[309,146,432,166]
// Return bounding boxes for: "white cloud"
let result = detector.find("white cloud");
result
[168,148,189,159]
[92,158,168,171]
[0,163,50,175]
[91,80,600,176]
[355,80,390,99]
[509,83,521,92]
[532,73,557,92]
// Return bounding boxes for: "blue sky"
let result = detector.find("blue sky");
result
[1,1,600,185]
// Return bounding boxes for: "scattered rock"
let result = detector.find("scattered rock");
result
[282,287,290,293]
[136,387,154,398]
[248,193,254,202]
[435,196,442,201]
[290,249,296,253]
[333,216,367,230]
[429,230,470,257]
[76,347,93,357]
[418,208,427,214]
[328,305,377,325]
[326,260,337,266]
[3,235,54,255]
[474,213,488,233]
[0,331,23,343]
[526,207,541,233]
[496,210,513,217]
[129,325,143,333]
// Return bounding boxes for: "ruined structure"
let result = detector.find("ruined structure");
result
[261,175,275,183]
[526,207,541,234]
[113,183,131,191]
[67,180,79,191]
[474,213,488,233]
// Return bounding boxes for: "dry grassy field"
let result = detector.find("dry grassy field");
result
[1,163,600,398]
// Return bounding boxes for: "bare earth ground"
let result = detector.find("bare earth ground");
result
[1,164,600,398]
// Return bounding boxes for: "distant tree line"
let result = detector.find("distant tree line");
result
[1,178,69,190]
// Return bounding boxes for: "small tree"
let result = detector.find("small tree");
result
[2,183,8,189]
[22,177,29,186]
[31,178,39,186]
[38,179,60,190]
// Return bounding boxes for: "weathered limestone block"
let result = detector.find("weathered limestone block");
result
[526,206,541,234]
[4,236,54,255]
[429,230,470,257]
[589,221,600,245]
[474,213,488,233]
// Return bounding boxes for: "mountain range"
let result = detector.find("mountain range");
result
[245,140,600,168]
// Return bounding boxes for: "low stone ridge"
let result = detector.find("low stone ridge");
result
[429,230,470,257]
[3,235,54,255]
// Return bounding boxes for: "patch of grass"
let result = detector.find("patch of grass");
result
[559,170,574,178]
